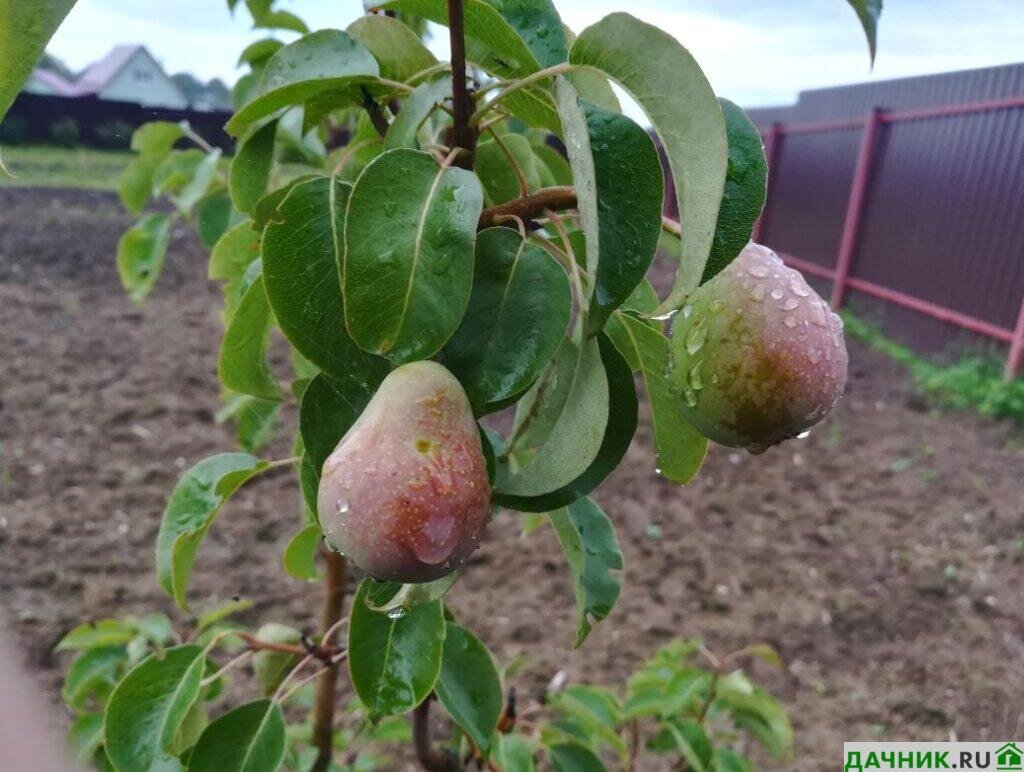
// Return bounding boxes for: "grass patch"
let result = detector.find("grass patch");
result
[842,311,1024,425]
[0,144,131,192]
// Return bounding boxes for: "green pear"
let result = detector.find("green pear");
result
[669,242,848,452]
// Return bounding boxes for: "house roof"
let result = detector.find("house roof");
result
[28,68,77,96]
[75,44,146,94]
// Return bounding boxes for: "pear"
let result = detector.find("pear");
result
[668,242,848,452]
[317,361,491,583]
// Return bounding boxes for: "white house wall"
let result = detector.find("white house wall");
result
[99,50,187,109]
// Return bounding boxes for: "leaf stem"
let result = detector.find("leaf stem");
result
[264,455,301,470]
[469,62,577,126]
[661,216,682,238]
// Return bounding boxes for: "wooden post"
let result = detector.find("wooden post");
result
[831,108,882,310]
[752,122,781,244]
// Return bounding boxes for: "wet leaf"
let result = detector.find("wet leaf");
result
[188,699,286,772]
[299,371,383,472]
[343,148,483,363]
[701,99,767,284]
[475,134,543,206]
[446,227,571,414]
[364,574,460,614]
[570,13,727,312]
[385,77,451,150]
[261,175,389,386]
[347,579,445,721]
[282,524,323,581]
[605,312,707,484]
[155,453,266,608]
[104,645,206,772]
[548,497,622,647]
[227,30,380,134]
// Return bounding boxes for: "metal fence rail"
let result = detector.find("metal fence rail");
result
[752,93,1024,380]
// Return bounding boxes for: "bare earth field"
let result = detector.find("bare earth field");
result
[1,187,1022,770]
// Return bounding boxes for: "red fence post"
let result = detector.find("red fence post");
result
[752,122,781,243]
[1005,296,1024,381]
[831,108,882,310]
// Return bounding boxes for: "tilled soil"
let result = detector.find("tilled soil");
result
[1,188,1022,770]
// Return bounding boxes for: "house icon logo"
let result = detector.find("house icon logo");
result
[997,742,1024,771]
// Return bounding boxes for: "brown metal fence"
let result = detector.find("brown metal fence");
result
[739,64,1024,379]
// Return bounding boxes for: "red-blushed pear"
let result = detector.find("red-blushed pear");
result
[317,361,491,583]
[668,242,848,453]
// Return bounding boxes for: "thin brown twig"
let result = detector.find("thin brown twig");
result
[413,697,461,772]
[361,86,390,137]
[478,186,577,229]
[446,0,476,169]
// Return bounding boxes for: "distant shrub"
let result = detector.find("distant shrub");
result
[94,120,134,150]
[49,117,80,147]
[843,311,1024,425]
[0,114,28,145]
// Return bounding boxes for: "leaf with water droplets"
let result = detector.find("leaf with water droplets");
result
[435,622,503,754]
[700,98,768,284]
[570,13,727,313]
[343,148,483,364]
[364,574,460,614]
[348,579,446,721]
[226,30,380,135]
[156,454,267,608]
[605,311,707,484]
[548,496,623,647]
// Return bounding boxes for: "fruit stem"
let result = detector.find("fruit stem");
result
[311,549,347,772]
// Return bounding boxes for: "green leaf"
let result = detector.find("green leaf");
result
[188,699,286,772]
[347,579,446,721]
[68,712,105,765]
[446,227,571,414]
[57,619,136,651]
[553,76,598,289]
[496,336,607,497]
[104,645,206,772]
[435,623,503,754]
[261,175,390,385]
[63,646,128,711]
[196,193,244,250]
[548,497,622,647]
[490,0,567,68]
[282,524,322,581]
[153,149,221,215]
[117,214,172,303]
[195,598,254,632]
[119,122,185,213]
[581,102,664,334]
[475,134,542,206]
[385,77,451,150]
[230,120,277,215]
[233,397,280,453]
[226,30,380,135]
[132,121,185,156]
[237,38,283,67]
[716,674,793,760]
[507,336,578,451]
[375,0,540,77]
[605,312,707,484]
[653,719,712,771]
[217,276,281,401]
[712,748,752,772]
[495,334,636,511]
[254,9,308,34]
[251,624,302,697]
[252,173,319,230]
[209,220,260,319]
[343,148,483,363]
[299,370,384,472]
[155,453,266,608]
[570,13,728,312]
[0,0,78,122]
[364,574,460,614]
[548,743,606,772]
[346,14,437,83]
[701,99,767,283]
[846,0,883,63]
[495,734,535,772]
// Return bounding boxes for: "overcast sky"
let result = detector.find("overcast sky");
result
[48,0,1024,110]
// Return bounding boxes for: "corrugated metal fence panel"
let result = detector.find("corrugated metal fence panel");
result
[760,127,861,271]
